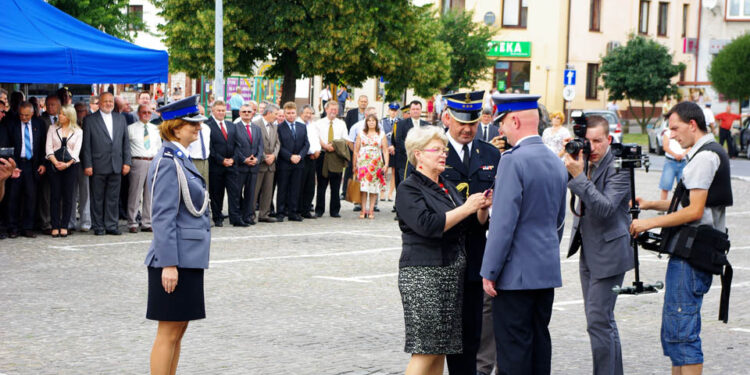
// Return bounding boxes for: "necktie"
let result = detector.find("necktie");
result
[290,122,296,139]
[220,121,228,140]
[328,120,334,143]
[143,123,150,150]
[24,122,32,159]
[245,123,253,143]
[462,144,470,170]
[199,129,207,159]
[53,116,57,124]
[587,163,595,179]
[483,126,489,141]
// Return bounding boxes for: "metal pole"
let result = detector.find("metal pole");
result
[214,0,224,105]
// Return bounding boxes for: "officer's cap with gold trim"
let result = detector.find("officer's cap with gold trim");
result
[444,90,484,124]
[157,95,207,123]
[491,93,541,122]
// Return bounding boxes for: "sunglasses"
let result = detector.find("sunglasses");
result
[422,147,450,154]
[240,110,254,113]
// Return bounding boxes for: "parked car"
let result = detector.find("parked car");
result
[582,110,623,143]
[647,117,668,155]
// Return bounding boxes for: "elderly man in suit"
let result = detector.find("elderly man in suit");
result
[276,102,309,222]
[253,104,280,223]
[391,100,424,192]
[234,103,263,226]
[82,92,131,235]
[475,108,500,143]
[205,100,241,227]
[564,115,633,375]
[5,102,47,238]
[481,94,568,375]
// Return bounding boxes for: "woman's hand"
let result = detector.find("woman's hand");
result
[161,266,178,294]
[464,192,486,212]
[480,189,493,209]
[54,161,66,170]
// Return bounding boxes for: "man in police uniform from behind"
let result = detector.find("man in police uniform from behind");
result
[631,101,732,375]
[564,115,633,375]
[440,91,501,375]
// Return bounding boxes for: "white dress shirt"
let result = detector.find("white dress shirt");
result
[314,117,348,145]
[187,123,212,160]
[298,117,321,154]
[447,131,472,163]
[127,121,162,158]
[100,111,113,139]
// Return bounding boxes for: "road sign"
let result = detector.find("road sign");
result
[564,69,576,85]
[563,85,576,101]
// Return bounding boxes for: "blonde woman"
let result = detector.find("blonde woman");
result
[45,105,83,237]
[541,111,571,158]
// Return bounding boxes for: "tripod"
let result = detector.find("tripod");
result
[612,165,664,295]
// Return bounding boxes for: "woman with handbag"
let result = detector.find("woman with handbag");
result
[45,105,82,238]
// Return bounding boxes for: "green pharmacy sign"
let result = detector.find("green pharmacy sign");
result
[487,41,531,58]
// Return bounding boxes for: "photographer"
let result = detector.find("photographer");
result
[630,101,732,374]
[563,115,633,375]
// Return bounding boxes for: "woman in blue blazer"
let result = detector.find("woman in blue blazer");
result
[145,96,210,375]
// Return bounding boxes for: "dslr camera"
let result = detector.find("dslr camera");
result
[564,110,590,156]
[611,142,648,171]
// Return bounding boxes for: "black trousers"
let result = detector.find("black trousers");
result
[209,162,241,224]
[315,155,342,216]
[340,150,353,197]
[719,128,737,157]
[238,170,258,222]
[48,163,78,230]
[276,167,302,217]
[447,279,485,375]
[89,173,121,231]
[231,109,240,121]
[298,156,317,214]
[119,170,129,220]
[8,159,37,231]
[492,288,554,375]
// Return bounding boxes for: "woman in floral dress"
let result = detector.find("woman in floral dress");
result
[353,114,389,219]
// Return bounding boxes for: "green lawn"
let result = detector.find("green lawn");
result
[623,133,649,147]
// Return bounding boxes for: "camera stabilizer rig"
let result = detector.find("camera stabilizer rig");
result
[610,144,664,295]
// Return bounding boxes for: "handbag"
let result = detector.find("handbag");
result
[53,128,74,163]
[345,178,362,204]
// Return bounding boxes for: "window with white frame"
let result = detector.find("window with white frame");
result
[726,0,750,20]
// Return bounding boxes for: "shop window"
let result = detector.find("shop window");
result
[502,0,528,28]
[682,4,689,37]
[590,0,601,32]
[639,1,650,34]
[493,61,531,94]
[657,2,669,37]
[726,0,750,20]
[128,5,143,31]
[586,63,599,100]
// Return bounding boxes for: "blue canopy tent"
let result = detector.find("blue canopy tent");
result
[0,0,168,84]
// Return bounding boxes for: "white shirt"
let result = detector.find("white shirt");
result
[447,131,472,163]
[348,120,365,142]
[127,121,162,158]
[319,88,332,101]
[314,117,348,145]
[479,122,492,141]
[100,111,113,139]
[187,123,212,160]
[702,106,715,126]
[681,134,724,230]
[213,116,227,134]
[412,119,421,128]
[298,117,321,154]
[663,129,685,157]
[20,121,34,158]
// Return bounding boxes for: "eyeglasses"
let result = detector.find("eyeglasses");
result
[140,111,152,115]
[240,110,253,113]
[421,147,450,154]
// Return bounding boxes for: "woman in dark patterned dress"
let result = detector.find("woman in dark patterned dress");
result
[395,126,491,375]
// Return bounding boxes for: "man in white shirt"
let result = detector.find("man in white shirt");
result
[703,103,716,134]
[298,104,321,218]
[313,101,348,217]
[319,87,332,112]
[126,104,162,233]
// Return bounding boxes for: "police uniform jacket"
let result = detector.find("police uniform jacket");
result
[144,141,211,269]
[395,171,468,268]
[442,139,500,281]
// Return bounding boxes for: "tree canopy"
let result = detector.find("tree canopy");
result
[48,0,146,42]
[437,9,495,93]
[709,32,750,111]
[599,35,684,131]
[155,0,451,103]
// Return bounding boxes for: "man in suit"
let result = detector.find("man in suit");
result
[341,95,369,198]
[82,92,131,235]
[234,104,263,226]
[276,102,309,222]
[392,100,424,190]
[314,101,348,218]
[4,102,46,238]
[297,104,320,219]
[439,91,502,375]
[69,102,92,232]
[253,104,280,223]
[37,94,61,233]
[475,108,500,143]
[205,100,241,227]
[481,94,568,375]
[565,116,633,375]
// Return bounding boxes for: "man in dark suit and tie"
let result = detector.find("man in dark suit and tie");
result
[276,102,309,222]
[234,104,263,226]
[205,100,241,227]
[392,100,424,189]
[482,94,568,375]
[475,108,500,143]
[341,95,369,198]
[37,94,62,233]
[4,102,46,238]
[82,92,131,235]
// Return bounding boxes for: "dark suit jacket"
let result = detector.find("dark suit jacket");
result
[81,111,130,174]
[345,108,364,131]
[205,117,238,166]
[234,121,264,174]
[4,116,47,170]
[474,123,500,142]
[392,118,424,170]
[277,121,309,170]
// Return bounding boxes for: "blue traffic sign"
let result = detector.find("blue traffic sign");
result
[564,69,576,85]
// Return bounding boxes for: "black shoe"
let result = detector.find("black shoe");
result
[106,229,122,235]
[0,232,6,240]
[314,212,323,218]
[232,222,250,227]
[391,207,397,213]
[94,229,105,236]
[246,218,256,225]
[22,230,37,238]
[269,211,277,217]
[214,221,224,227]
[353,205,362,212]
[301,212,316,219]
[259,217,276,223]
[8,231,19,239]
[289,215,303,222]
[330,213,341,218]
[394,216,399,221]
[276,216,285,222]
[141,227,153,232]
[374,206,380,212]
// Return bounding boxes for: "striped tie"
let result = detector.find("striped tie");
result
[24,122,32,159]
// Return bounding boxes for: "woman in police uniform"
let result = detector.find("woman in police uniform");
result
[145,95,211,375]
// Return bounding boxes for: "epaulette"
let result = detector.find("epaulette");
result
[163,147,175,159]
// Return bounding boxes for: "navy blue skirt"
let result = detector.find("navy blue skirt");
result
[147,267,205,321]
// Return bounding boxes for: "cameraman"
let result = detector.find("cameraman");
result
[630,101,731,374]
[563,115,633,375]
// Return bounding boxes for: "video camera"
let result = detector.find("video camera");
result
[564,110,590,156]
[611,143,650,172]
